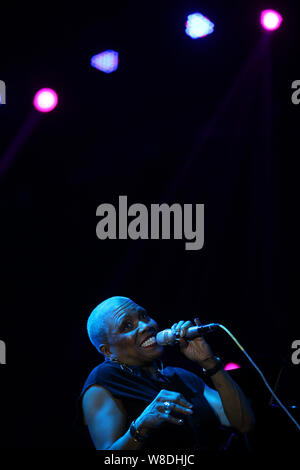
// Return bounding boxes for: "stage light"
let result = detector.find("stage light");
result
[91,50,119,73]
[224,362,241,371]
[185,13,215,39]
[260,9,283,31]
[33,88,58,113]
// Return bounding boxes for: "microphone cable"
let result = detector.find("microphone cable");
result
[213,323,300,431]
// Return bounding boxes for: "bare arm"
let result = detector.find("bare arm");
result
[172,319,255,434]
[82,385,144,450]
[82,386,193,450]
[202,357,255,433]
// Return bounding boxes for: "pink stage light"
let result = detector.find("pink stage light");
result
[224,362,241,371]
[33,88,58,113]
[260,9,283,31]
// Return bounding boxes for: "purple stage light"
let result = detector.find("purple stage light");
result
[224,362,241,371]
[260,9,283,31]
[33,88,58,113]
[185,12,215,39]
[91,50,119,73]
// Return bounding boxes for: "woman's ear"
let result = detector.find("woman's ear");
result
[99,344,111,358]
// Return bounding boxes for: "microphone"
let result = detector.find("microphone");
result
[156,323,218,346]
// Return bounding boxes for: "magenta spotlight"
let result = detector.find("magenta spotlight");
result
[185,13,215,39]
[33,88,58,113]
[224,362,241,371]
[91,50,119,73]
[260,9,283,31]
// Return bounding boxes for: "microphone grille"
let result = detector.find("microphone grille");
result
[156,329,174,346]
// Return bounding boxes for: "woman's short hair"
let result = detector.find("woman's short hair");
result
[87,296,131,353]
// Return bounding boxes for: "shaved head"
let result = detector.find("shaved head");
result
[87,296,134,353]
[87,296,163,365]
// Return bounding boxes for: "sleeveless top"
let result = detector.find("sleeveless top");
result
[79,360,225,450]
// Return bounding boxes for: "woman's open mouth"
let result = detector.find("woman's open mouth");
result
[139,335,157,349]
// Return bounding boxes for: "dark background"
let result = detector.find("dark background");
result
[0,0,299,450]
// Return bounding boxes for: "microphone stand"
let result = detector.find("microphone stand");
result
[268,353,289,407]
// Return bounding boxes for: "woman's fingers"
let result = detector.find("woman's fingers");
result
[154,391,194,427]
[171,320,193,338]
[160,403,194,416]
[179,320,193,337]
[159,392,193,410]
[159,412,184,425]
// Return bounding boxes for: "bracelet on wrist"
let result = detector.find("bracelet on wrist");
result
[129,420,149,443]
[202,357,224,377]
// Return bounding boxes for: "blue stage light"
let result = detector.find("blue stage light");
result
[185,13,215,39]
[91,50,119,74]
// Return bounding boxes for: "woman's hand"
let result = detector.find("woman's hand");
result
[135,389,194,433]
[170,318,216,366]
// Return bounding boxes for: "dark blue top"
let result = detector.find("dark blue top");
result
[80,360,225,450]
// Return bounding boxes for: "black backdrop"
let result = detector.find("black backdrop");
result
[0,0,299,449]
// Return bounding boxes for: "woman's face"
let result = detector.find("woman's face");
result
[105,299,163,366]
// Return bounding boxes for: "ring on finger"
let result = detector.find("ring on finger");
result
[163,401,173,415]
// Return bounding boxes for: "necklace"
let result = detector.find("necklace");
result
[109,357,167,381]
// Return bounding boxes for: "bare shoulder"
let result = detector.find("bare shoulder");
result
[82,385,127,449]
[82,384,112,408]
[82,385,126,424]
